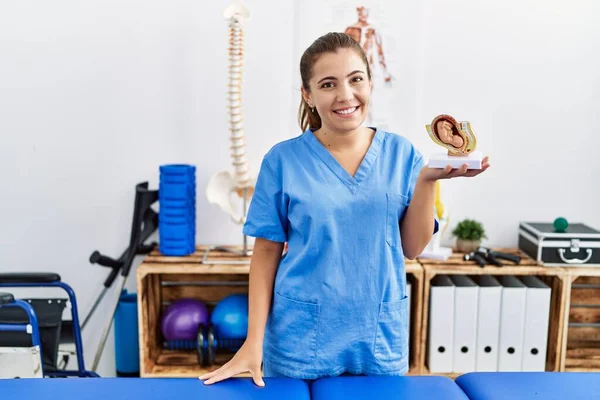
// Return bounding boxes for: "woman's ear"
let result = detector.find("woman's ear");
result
[301,86,312,107]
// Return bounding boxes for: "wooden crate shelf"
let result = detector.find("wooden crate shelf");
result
[137,245,423,377]
[137,245,252,378]
[561,268,600,372]
[417,248,568,376]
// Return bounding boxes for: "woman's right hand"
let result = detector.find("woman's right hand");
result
[198,339,265,386]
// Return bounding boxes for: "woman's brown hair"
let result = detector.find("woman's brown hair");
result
[298,32,371,132]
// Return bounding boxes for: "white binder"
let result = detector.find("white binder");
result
[428,275,455,373]
[450,275,479,373]
[520,276,551,371]
[497,275,527,371]
[472,275,502,371]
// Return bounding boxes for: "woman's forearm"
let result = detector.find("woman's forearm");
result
[400,173,437,259]
[246,238,284,345]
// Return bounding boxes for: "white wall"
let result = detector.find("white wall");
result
[0,0,295,377]
[1,0,598,377]
[415,0,600,246]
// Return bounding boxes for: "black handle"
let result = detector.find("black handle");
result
[89,251,123,269]
[104,265,121,288]
[486,253,504,267]
[492,252,521,264]
[90,251,126,287]
[464,252,486,267]
[138,243,157,255]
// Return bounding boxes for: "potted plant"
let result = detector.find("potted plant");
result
[452,219,487,253]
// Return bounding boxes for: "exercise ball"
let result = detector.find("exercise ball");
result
[211,294,248,340]
[161,298,209,341]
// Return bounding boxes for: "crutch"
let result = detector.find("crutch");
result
[82,182,159,372]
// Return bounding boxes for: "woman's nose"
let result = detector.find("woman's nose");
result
[336,83,354,102]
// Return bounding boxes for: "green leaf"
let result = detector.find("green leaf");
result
[451,219,487,241]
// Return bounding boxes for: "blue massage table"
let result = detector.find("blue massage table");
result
[0,378,311,400]
[0,376,467,400]
[311,376,469,399]
[456,372,600,400]
[2,373,600,399]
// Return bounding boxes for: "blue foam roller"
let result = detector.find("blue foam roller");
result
[159,245,195,256]
[160,237,195,247]
[159,212,195,221]
[159,199,195,209]
[160,181,195,191]
[160,175,195,184]
[160,208,194,218]
[159,215,195,224]
[159,220,195,230]
[159,186,195,201]
[160,164,196,176]
[160,205,195,214]
[159,195,196,205]
[159,227,195,238]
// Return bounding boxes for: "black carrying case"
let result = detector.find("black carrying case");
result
[518,222,600,267]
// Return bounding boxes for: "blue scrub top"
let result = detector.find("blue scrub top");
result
[242,127,438,379]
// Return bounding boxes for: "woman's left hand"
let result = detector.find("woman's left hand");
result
[420,156,490,182]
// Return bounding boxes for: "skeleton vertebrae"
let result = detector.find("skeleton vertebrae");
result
[227,16,251,189]
[206,1,255,225]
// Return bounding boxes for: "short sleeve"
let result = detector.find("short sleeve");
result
[408,152,439,235]
[242,158,288,242]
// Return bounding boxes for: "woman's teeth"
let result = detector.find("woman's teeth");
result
[334,107,357,115]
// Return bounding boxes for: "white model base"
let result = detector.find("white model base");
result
[428,151,483,169]
[419,246,453,261]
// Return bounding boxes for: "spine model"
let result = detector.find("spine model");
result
[227,11,251,193]
[205,1,254,225]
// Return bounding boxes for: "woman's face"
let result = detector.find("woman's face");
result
[303,48,372,134]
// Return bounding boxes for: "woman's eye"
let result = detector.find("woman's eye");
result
[352,76,363,83]
[321,82,334,89]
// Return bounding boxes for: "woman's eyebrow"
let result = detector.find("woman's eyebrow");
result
[317,70,364,84]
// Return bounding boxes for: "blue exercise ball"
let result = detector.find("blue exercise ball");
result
[211,294,248,340]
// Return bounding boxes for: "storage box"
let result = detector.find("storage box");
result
[518,222,600,267]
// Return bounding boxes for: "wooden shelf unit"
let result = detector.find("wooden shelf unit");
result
[417,249,569,377]
[138,246,600,377]
[137,246,252,378]
[137,245,424,377]
[560,267,600,372]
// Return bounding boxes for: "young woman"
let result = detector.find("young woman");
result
[200,32,489,386]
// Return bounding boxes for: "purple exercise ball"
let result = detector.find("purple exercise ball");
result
[161,298,209,341]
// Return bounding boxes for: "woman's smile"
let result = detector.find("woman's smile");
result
[333,106,359,118]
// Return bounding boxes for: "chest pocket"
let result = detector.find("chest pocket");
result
[386,192,409,248]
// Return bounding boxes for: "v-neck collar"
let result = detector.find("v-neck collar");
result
[302,127,384,193]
